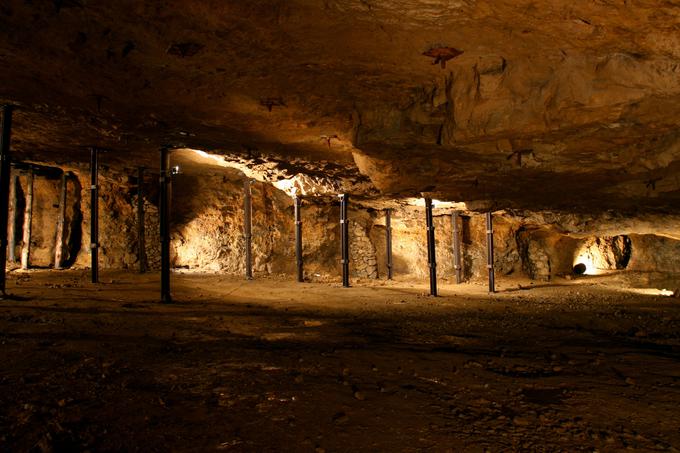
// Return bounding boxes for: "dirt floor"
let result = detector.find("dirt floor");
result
[1,269,680,452]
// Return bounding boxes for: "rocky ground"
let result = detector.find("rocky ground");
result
[1,269,679,452]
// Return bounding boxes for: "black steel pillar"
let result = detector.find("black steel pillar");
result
[385,208,393,280]
[159,148,172,303]
[244,179,253,280]
[452,211,462,284]
[340,194,349,287]
[425,198,437,296]
[137,167,147,274]
[0,105,13,296]
[486,211,495,293]
[90,147,99,283]
[294,196,303,282]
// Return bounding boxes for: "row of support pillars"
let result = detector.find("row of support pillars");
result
[289,194,494,295]
[0,105,496,301]
[0,106,163,300]
[5,166,69,271]
[0,105,78,291]
[422,206,495,295]
[290,194,350,286]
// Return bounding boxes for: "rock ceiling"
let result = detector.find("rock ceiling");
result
[1,0,680,212]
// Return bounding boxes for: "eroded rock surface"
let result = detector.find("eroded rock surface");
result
[1,1,679,211]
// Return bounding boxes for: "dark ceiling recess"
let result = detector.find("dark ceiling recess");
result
[167,42,205,57]
[573,263,587,275]
[422,46,464,68]
[260,97,286,112]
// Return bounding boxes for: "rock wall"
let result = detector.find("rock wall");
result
[370,209,455,280]
[573,236,632,272]
[349,211,379,279]
[9,169,82,269]
[132,196,161,271]
[297,203,338,280]
[628,235,680,274]
[517,228,579,280]
[73,169,139,270]
[170,171,295,275]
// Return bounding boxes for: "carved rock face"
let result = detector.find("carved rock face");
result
[0,0,679,213]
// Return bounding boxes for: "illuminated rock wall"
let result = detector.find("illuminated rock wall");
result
[170,171,296,275]
[628,235,680,274]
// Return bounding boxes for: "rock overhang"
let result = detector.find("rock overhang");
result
[0,0,678,213]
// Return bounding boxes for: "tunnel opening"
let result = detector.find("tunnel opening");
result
[572,235,632,275]
[572,262,587,275]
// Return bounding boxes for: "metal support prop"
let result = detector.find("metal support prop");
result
[244,179,253,280]
[54,171,67,269]
[486,211,495,293]
[340,194,350,287]
[294,196,303,282]
[137,167,147,274]
[385,208,393,280]
[90,147,99,283]
[452,211,462,284]
[159,148,172,303]
[21,168,34,270]
[425,198,437,296]
[0,105,13,295]
[8,172,17,263]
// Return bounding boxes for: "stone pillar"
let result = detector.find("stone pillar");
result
[7,172,17,263]
[54,172,68,269]
[20,168,34,270]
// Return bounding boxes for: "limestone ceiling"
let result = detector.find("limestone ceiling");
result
[1,0,679,212]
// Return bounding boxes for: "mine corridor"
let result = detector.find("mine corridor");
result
[1,1,680,452]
